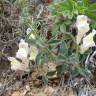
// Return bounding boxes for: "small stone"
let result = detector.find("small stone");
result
[25,85,30,91]
[15,81,22,89]
[44,86,54,96]
[11,91,21,96]
[36,92,46,96]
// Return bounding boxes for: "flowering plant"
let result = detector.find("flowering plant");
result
[7,0,96,85]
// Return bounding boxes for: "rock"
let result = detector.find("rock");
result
[36,92,46,96]
[44,86,54,96]
[11,91,21,96]
[25,85,30,91]
[14,81,22,90]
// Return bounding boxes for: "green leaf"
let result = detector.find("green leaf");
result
[35,52,42,65]
[60,23,66,32]
[56,64,67,75]
[52,24,59,36]
[88,3,96,12]
[64,20,72,25]
[83,0,88,6]
[91,22,96,29]
[47,70,56,76]
[59,40,68,55]
[72,67,79,77]
[63,32,76,43]
[56,64,64,75]
[52,24,59,32]
[86,11,96,20]
[48,39,61,46]
[67,0,73,11]
[42,75,48,85]
[57,54,67,63]
[78,67,87,77]
[68,53,79,64]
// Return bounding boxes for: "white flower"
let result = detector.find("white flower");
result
[29,46,39,60]
[16,39,29,61]
[26,28,36,40]
[76,15,88,24]
[80,29,96,54]
[16,48,28,60]
[26,28,32,34]
[30,33,36,39]
[8,57,29,71]
[76,15,90,44]
[8,39,39,71]
[19,39,29,53]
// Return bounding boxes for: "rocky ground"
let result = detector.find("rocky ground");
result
[1,0,96,96]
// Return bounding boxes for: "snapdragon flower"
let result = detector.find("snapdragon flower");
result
[19,39,29,53]
[8,39,38,71]
[8,57,29,71]
[29,46,39,60]
[16,39,29,61]
[80,29,96,54]
[76,15,90,44]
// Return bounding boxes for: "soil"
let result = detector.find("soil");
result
[0,68,56,96]
[1,0,96,96]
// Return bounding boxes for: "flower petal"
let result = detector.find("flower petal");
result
[29,46,38,60]
[19,39,29,53]
[8,57,29,71]
[80,29,96,54]
[76,15,88,24]
[16,48,28,60]
[76,15,90,44]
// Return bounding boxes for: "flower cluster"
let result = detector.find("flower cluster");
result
[8,39,38,72]
[76,15,90,45]
[76,15,96,54]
